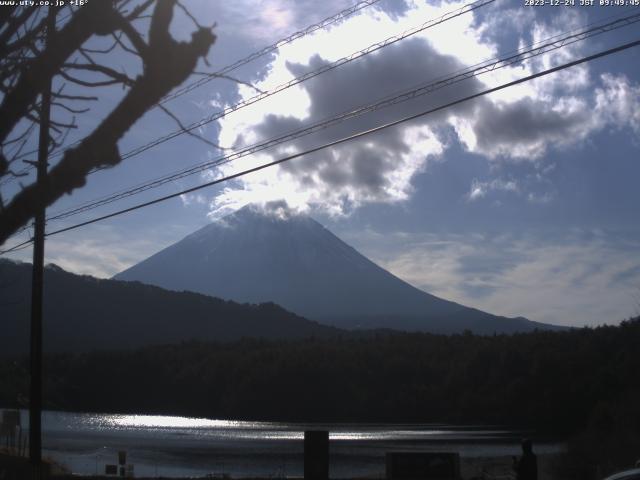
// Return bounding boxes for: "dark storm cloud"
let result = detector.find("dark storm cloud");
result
[283,38,478,128]
[470,97,587,158]
[240,37,484,201]
[215,2,640,216]
[238,33,599,204]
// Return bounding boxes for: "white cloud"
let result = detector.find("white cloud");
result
[4,224,186,279]
[211,0,485,216]
[527,190,554,204]
[203,0,640,215]
[594,73,640,136]
[467,178,519,201]
[341,228,640,327]
[212,0,365,45]
[180,193,208,207]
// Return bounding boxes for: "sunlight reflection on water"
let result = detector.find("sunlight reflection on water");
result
[80,412,511,441]
[3,409,559,478]
[102,414,256,429]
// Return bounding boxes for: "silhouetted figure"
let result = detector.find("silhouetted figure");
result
[513,439,537,480]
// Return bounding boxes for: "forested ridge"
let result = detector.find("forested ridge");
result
[1,318,639,436]
[0,259,340,355]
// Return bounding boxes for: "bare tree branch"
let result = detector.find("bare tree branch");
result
[158,104,226,151]
[0,1,216,244]
[62,62,136,86]
[116,15,149,56]
[0,7,38,54]
[1,16,47,59]
[80,40,120,55]
[51,92,99,102]
[0,1,121,144]
[125,0,156,21]
[192,71,265,94]
[49,118,77,131]
[110,30,141,56]
[51,102,91,115]
[176,0,203,29]
[58,69,127,88]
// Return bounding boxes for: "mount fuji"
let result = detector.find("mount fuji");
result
[115,205,560,334]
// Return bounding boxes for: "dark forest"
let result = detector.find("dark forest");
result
[2,319,639,430]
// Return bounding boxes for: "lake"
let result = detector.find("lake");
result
[2,409,561,478]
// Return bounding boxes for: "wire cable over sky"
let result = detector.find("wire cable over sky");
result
[5,0,494,179]
[45,0,495,214]
[2,35,637,256]
[160,0,387,104]
[1,0,498,245]
[41,9,640,224]
[5,0,499,224]
[108,0,496,165]
[0,0,386,184]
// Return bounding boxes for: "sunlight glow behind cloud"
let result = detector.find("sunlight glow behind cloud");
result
[207,0,640,217]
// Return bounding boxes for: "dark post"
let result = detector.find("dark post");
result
[304,430,329,480]
[29,5,55,473]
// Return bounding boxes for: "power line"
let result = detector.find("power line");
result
[47,0,495,218]
[42,10,640,224]
[3,37,639,253]
[0,238,33,255]
[26,37,640,243]
[2,0,494,208]
[0,7,90,186]
[4,6,638,252]
[23,0,495,175]
[0,0,385,184]
[160,0,386,104]
[109,0,495,165]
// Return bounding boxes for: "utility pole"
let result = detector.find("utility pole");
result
[29,5,55,474]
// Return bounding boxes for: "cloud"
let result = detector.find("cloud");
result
[180,193,208,207]
[341,228,640,327]
[3,224,183,279]
[467,178,519,201]
[207,0,410,47]
[211,1,490,216]
[460,96,591,159]
[456,72,640,161]
[594,73,640,136]
[204,0,640,216]
[527,190,554,204]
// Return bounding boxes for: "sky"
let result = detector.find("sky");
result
[2,0,640,327]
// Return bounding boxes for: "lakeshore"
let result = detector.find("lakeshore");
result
[8,453,560,480]
[1,410,563,478]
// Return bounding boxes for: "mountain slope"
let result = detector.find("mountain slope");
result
[115,206,560,334]
[0,259,341,355]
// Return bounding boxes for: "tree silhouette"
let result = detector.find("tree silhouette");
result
[0,0,216,245]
